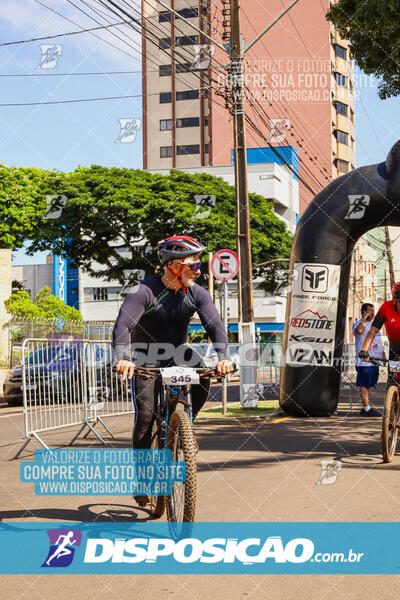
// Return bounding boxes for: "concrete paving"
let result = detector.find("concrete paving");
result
[1,383,399,598]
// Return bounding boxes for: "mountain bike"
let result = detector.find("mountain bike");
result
[370,357,400,462]
[132,364,234,533]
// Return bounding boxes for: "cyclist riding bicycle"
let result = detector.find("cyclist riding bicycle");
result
[112,235,235,506]
[359,282,400,368]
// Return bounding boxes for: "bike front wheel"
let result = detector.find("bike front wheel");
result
[166,410,197,528]
[382,385,400,463]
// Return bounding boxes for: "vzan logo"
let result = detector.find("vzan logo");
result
[286,342,332,366]
[301,266,328,292]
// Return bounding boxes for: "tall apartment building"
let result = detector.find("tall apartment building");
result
[141,0,355,213]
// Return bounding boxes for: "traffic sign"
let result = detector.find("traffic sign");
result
[211,249,240,281]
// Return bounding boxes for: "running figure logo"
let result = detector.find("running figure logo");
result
[316,460,342,485]
[42,529,82,568]
[344,195,370,219]
[37,45,63,69]
[115,118,142,143]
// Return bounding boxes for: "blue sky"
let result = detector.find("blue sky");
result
[2,1,400,266]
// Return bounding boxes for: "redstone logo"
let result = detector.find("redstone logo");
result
[290,310,334,330]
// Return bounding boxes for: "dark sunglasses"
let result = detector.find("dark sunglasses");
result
[186,261,201,272]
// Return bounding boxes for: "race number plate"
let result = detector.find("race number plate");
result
[160,367,200,386]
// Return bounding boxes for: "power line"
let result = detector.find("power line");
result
[244,91,324,194]
[32,0,140,60]
[0,19,132,47]
[0,70,150,76]
[241,11,332,189]
[0,89,207,107]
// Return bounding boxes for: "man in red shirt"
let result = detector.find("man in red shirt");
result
[359,283,400,364]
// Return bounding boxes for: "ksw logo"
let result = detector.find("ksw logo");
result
[301,265,328,292]
[289,334,333,344]
[286,342,332,366]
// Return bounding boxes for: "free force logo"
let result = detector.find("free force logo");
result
[42,529,82,568]
[301,265,328,292]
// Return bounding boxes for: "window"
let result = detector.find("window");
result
[176,62,193,73]
[159,10,171,22]
[159,64,172,76]
[176,117,200,127]
[334,72,347,86]
[204,116,209,126]
[160,63,192,75]
[160,119,172,130]
[205,143,209,153]
[335,101,348,116]
[336,158,349,173]
[93,288,108,301]
[159,37,172,49]
[158,7,206,21]
[177,144,200,155]
[177,8,204,18]
[160,92,172,103]
[350,108,355,124]
[349,79,354,93]
[175,35,199,46]
[160,146,173,158]
[334,44,346,59]
[176,89,199,100]
[335,130,348,144]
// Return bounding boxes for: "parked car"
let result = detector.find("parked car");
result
[4,343,113,407]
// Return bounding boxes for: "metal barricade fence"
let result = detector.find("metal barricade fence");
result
[14,339,133,458]
[255,343,282,399]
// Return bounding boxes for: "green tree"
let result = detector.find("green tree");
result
[5,286,82,323]
[327,0,400,99]
[0,164,50,248]
[27,166,292,291]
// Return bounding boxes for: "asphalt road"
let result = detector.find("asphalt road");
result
[1,383,399,598]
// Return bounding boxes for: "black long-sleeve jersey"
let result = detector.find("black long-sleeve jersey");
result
[112,274,230,365]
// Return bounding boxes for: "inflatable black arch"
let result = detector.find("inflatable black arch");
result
[280,140,400,417]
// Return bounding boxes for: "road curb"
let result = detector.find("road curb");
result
[196,410,286,425]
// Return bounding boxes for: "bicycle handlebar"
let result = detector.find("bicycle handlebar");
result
[125,364,238,379]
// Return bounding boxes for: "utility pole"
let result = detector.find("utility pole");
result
[229,0,257,407]
[384,226,395,288]
[154,0,301,407]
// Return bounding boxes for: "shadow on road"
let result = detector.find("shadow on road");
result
[0,502,156,523]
